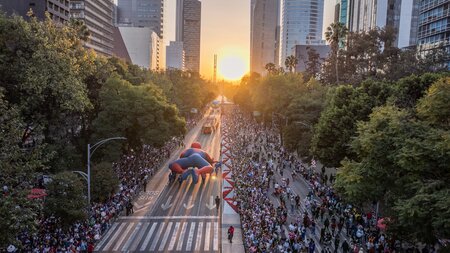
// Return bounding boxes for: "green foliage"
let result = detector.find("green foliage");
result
[91,162,119,203]
[92,77,186,157]
[44,172,87,228]
[416,77,450,129]
[335,78,450,242]
[284,55,298,73]
[283,79,327,158]
[311,80,391,167]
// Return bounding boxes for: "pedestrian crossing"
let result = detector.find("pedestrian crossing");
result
[95,219,220,252]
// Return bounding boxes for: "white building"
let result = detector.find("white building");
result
[279,0,325,67]
[166,41,185,70]
[347,0,419,48]
[118,26,161,70]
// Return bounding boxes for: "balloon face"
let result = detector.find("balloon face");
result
[191,142,202,149]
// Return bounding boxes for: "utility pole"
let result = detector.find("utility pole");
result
[213,54,217,84]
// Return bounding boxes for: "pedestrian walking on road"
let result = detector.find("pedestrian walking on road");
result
[215,195,220,212]
[227,226,234,243]
[342,240,350,253]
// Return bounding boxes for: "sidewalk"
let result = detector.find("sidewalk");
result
[221,127,245,253]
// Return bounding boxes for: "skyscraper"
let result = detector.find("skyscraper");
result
[347,0,419,48]
[116,0,164,37]
[279,0,325,67]
[417,0,450,62]
[0,0,70,23]
[176,0,201,73]
[166,41,185,70]
[250,0,280,74]
[70,0,114,56]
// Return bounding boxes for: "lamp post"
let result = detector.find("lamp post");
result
[87,137,126,205]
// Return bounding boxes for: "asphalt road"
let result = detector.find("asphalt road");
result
[95,111,222,253]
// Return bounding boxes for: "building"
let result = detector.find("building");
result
[0,0,70,23]
[347,0,419,48]
[116,26,160,70]
[176,0,201,72]
[166,41,185,70]
[112,27,132,63]
[116,0,164,37]
[279,0,325,67]
[250,0,280,74]
[70,0,114,56]
[334,0,349,24]
[293,44,330,72]
[417,0,450,59]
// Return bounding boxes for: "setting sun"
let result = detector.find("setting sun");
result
[218,56,248,81]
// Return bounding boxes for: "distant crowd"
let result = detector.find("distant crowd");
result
[222,106,434,253]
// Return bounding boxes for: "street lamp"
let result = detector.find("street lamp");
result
[87,137,126,205]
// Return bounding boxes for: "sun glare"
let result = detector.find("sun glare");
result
[218,56,247,81]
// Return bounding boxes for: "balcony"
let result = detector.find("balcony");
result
[420,0,448,14]
[418,23,450,38]
[419,9,450,26]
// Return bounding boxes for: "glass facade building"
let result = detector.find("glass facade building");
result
[279,0,325,67]
[417,0,450,58]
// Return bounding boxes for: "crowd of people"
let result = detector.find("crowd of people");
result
[223,106,431,253]
[11,136,184,253]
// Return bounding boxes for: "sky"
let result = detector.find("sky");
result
[165,0,335,80]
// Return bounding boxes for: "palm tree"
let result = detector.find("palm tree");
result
[285,55,298,73]
[265,63,277,75]
[325,22,348,84]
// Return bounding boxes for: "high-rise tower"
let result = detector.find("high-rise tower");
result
[250,0,280,74]
[176,0,201,73]
[279,0,325,67]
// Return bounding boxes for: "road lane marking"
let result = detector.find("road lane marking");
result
[120,215,218,220]
[168,222,180,251]
[159,222,173,251]
[140,222,157,251]
[150,222,165,251]
[195,222,203,251]
[113,222,134,251]
[186,222,196,251]
[213,221,219,251]
[204,222,211,251]
[121,222,141,251]
[176,222,187,251]
[103,222,126,251]
[129,222,149,251]
[94,222,118,251]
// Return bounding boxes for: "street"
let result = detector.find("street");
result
[94,111,222,252]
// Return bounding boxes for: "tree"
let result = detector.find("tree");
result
[335,105,450,243]
[92,77,185,157]
[91,162,119,203]
[305,47,322,80]
[265,63,277,75]
[0,91,50,248]
[325,22,348,84]
[44,172,87,228]
[283,79,327,158]
[285,55,299,73]
[416,77,450,129]
[311,80,391,167]
[69,18,90,41]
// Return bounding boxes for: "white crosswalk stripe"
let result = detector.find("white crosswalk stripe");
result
[95,220,220,252]
[186,222,196,251]
[176,222,188,251]
[168,222,180,251]
[113,222,134,251]
[195,222,203,251]
[150,222,165,251]
[159,222,173,251]
[103,222,126,251]
[204,222,211,251]
[213,222,219,251]
[140,222,157,251]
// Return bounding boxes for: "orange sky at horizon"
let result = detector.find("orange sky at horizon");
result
[166,0,250,81]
